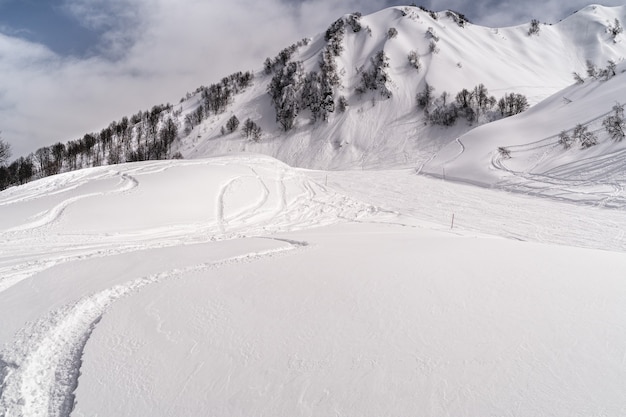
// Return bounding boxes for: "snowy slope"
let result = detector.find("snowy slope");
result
[176,4,626,170]
[1,153,626,416]
[422,60,626,206]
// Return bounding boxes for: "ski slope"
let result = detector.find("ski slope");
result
[1,153,626,417]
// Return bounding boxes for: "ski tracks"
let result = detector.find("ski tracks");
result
[4,172,138,234]
[492,145,626,208]
[216,167,271,233]
[0,166,371,297]
[0,240,308,417]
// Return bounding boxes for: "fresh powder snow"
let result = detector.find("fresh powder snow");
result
[2,4,626,417]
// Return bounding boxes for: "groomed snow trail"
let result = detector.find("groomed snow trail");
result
[0,240,308,417]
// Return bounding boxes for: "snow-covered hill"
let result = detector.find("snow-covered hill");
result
[176,4,626,170]
[422,60,626,206]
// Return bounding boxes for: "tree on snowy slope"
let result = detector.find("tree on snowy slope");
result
[346,12,362,32]
[226,115,240,133]
[319,49,341,88]
[407,50,421,71]
[497,93,529,117]
[416,83,435,109]
[268,61,304,131]
[473,84,497,117]
[420,83,526,126]
[0,134,11,190]
[0,156,34,190]
[603,103,625,142]
[558,130,573,149]
[278,85,300,131]
[325,18,346,56]
[608,18,623,41]
[528,19,541,36]
[243,119,262,142]
[156,117,178,158]
[573,124,597,148]
[357,51,392,98]
[302,72,332,122]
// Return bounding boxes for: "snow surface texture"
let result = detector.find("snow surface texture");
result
[0,155,378,417]
[1,152,626,417]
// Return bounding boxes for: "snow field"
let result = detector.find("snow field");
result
[0,155,377,296]
[0,155,380,416]
[0,238,307,417]
[73,223,626,417]
[1,153,626,416]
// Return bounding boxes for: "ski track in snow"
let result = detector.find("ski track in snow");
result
[0,158,378,416]
[3,148,626,416]
[0,240,309,417]
[4,172,138,233]
[0,160,375,296]
[491,140,626,208]
[216,167,271,232]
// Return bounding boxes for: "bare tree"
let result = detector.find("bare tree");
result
[603,103,625,142]
[573,124,597,148]
[0,133,11,165]
[608,18,623,41]
[407,50,421,71]
[558,130,573,149]
[528,19,540,36]
[416,82,435,109]
[572,72,585,84]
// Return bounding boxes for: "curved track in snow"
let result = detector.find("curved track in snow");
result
[4,152,626,416]
[0,240,308,417]
[0,158,376,296]
[0,156,380,417]
[3,172,138,232]
[491,135,626,209]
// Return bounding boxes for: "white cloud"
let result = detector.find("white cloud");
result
[423,0,625,27]
[0,0,355,157]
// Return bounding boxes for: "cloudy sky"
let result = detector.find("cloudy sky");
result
[0,0,623,158]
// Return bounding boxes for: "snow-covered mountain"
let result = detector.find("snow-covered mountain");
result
[175,4,626,171]
[4,4,626,186]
